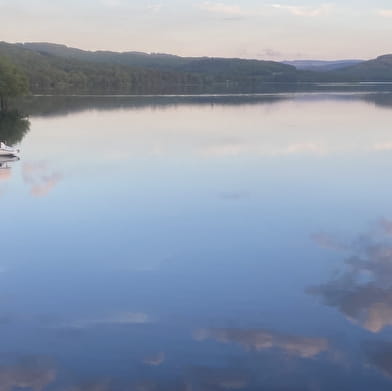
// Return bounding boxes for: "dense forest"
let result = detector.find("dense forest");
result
[0,55,29,111]
[1,41,392,99]
[19,42,296,78]
[0,42,207,95]
[0,42,297,95]
[15,42,392,82]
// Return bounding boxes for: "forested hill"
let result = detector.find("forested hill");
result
[2,41,392,95]
[19,42,294,77]
[19,43,392,82]
[0,41,206,94]
[334,54,392,81]
[0,41,297,94]
[20,42,190,70]
[297,55,392,82]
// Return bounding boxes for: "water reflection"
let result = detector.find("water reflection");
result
[143,352,165,367]
[0,158,15,181]
[0,157,19,197]
[365,341,392,378]
[188,367,248,391]
[0,112,30,146]
[309,220,392,332]
[3,93,392,390]
[365,93,392,109]
[63,312,152,329]
[0,356,56,391]
[22,162,63,197]
[17,94,289,118]
[0,113,28,196]
[195,328,328,358]
[12,92,392,119]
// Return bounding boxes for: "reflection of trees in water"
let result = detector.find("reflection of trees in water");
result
[365,93,392,109]
[16,94,289,118]
[14,90,392,119]
[0,111,30,146]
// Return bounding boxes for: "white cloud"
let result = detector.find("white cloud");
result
[147,3,163,13]
[377,9,392,18]
[198,2,245,16]
[374,142,392,151]
[271,3,334,17]
[100,0,125,7]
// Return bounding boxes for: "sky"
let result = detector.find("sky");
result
[1,0,392,60]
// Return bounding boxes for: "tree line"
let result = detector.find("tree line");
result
[0,56,29,113]
[2,41,392,114]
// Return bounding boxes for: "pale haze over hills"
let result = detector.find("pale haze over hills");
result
[283,60,364,71]
[1,0,392,60]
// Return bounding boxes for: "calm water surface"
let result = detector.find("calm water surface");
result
[2,93,392,390]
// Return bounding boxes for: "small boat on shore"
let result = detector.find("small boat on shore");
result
[0,142,20,157]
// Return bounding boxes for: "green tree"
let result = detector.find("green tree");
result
[0,56,29,112]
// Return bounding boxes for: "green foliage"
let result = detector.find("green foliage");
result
[2,41,392,94]
[0,42,208,94]
[0,56,29,112]
[0,42,299,94]
[20,42,296,77]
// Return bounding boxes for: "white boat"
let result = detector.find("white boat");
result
[0,142,20,157]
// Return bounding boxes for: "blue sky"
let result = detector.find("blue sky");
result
[1,0,392,60]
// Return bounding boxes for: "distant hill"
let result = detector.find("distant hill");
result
[2,41,392,93]
[295,54,392,82]
[19,42,296,80]
[0,42,298,93]
[284,60,363,72]
[335,54,392,81]
[19,42,392,82]
[0,41,206,94]
[20,42,190,70]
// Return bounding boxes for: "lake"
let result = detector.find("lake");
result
[2,92,392,390]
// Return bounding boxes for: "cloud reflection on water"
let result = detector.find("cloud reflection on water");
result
[188,366,248,390]
[309,219,392,332]
[0,357,56,391]
[194,328,328,358]
[22,162,63,197]
[0,157,18,197]
[62,312,152,329]
[365,341,392,379]
[143,352,165,367]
